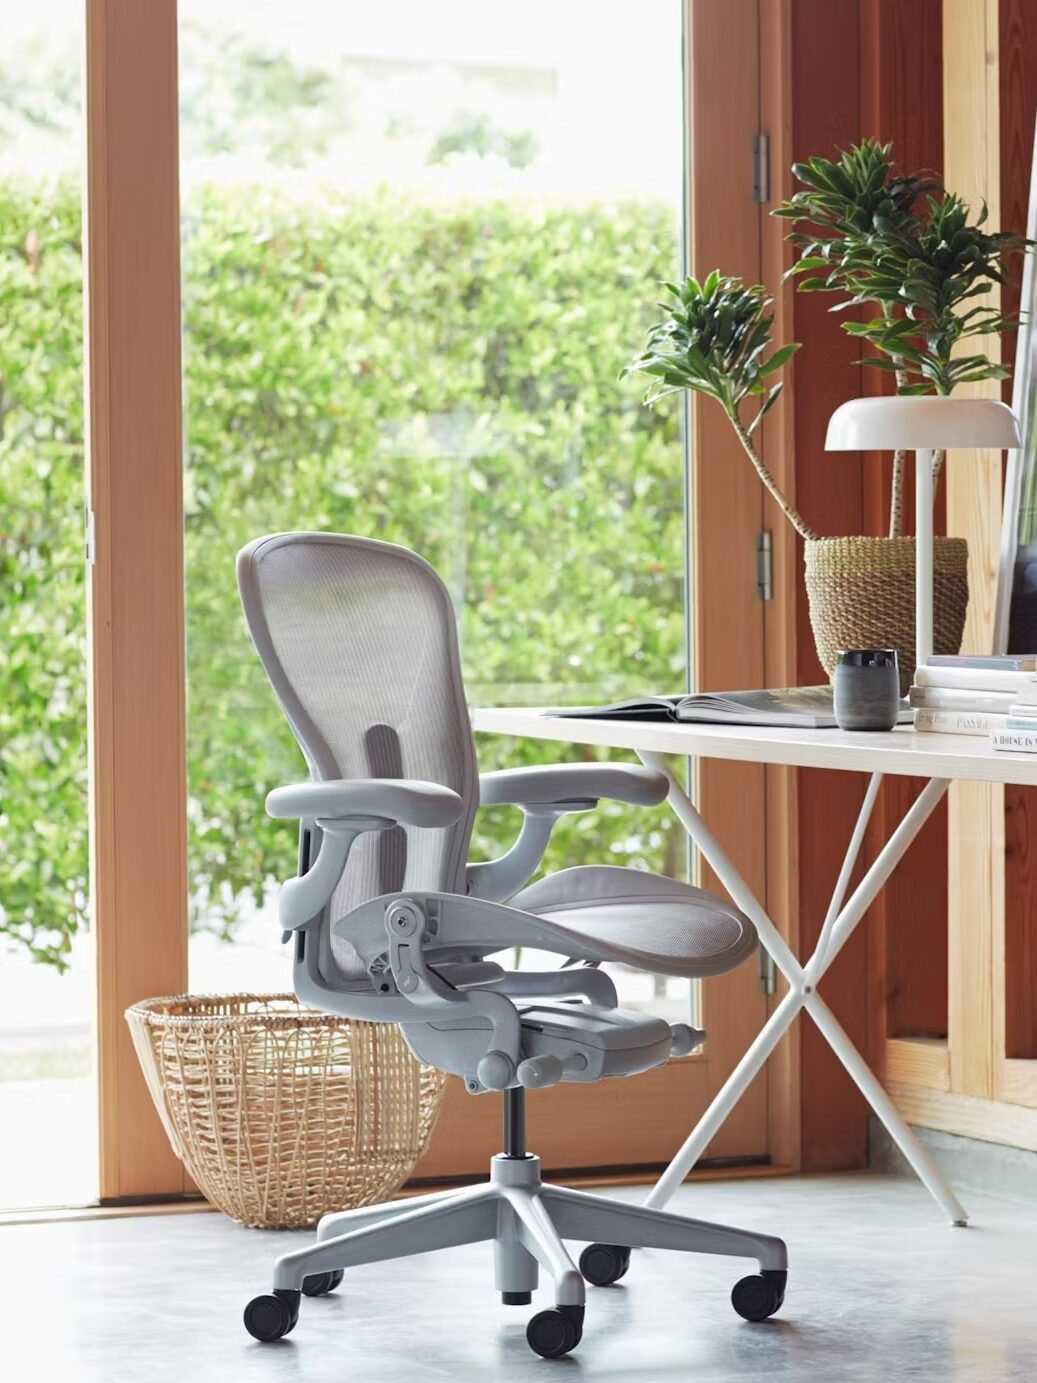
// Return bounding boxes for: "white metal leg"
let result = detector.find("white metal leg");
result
[915,447,935,667]
[806,992,967,1224]
[813,771,882,969]
[813,776,950,976]
[639,750,965,1225]
[645,987,801,1209]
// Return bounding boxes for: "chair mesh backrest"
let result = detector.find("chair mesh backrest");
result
[237,532,479,979]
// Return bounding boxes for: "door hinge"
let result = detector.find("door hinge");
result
[85,507,96,566]
[759,946,777,997]
[756,529,773,601]
[752,132,770,205]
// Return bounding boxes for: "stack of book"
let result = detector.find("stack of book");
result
[991,684,1037,754]
[910,655,1037,745]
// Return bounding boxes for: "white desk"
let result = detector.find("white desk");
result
[472,708,1037,1224]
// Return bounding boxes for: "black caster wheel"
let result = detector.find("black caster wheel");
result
[302,1269,344,1297]
[243,1288,301,1342]
[526,1305,584,1359]
[731,1269,786,1322]
[579,1243,631,1287]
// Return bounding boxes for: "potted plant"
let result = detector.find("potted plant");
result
[629,142,1026,690]
[776,141,1025,687]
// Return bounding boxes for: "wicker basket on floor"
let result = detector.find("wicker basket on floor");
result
[804,535,969,696]
[126,994,447,1229]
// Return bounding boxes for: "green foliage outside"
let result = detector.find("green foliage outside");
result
[1,179,688,966]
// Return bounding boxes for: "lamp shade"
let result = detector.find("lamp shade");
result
[825,396,1021,452]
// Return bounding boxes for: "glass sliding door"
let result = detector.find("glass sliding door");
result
[179,1,689,1033]
[0,0,96,1209]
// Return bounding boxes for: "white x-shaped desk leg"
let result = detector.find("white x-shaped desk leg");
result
[637,752,967,1226]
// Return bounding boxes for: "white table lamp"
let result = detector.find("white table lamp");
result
[825,397,1021,667]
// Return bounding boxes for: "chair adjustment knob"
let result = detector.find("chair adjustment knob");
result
[477,1050,517,1090]
[517,1055,564,1089]
[517,1054,587,1089]
[670,1024,706,1057]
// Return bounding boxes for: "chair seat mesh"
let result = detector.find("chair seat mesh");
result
[510,866,756,978]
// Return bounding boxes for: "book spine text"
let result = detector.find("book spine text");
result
[914,709,1009,735]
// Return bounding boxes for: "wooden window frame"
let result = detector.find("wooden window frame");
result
[85,0,189,1200]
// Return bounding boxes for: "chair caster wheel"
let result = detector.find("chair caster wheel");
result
[579,1242,631,1286]
[243,1289,301,1341]
[526,1305,584,1358]
[302,1269,344,1297]
[731,1269,786,1322]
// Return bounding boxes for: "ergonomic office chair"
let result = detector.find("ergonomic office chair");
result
[237,531,787,1360]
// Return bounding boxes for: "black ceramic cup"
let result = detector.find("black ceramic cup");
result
[833,648,900,731]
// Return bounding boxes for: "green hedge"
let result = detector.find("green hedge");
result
[0,180,686,966]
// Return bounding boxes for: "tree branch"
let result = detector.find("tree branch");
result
[730,411,817,541]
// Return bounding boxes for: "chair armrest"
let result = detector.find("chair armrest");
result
[273,779,462,933]
[266,778,464,828]
[479,763,667,810]
[468,764,666,902]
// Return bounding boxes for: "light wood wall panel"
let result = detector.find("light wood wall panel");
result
[942,0,1006,1106]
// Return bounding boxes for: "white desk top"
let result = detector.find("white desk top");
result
[471,706,1037,787]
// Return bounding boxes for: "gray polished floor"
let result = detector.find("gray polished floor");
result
[2,1172,1034,1382]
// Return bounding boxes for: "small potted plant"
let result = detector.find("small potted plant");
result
[625,270,815,540]
[629,142,1027,689]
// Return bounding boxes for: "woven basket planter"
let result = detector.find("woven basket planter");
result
[804,536,969,696]
[126,993,447,1229]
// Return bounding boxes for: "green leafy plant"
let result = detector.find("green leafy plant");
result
[776,140,1026,535]
[775,137,931,250]
[626,271,815,540]
[837,193,1023,395]
[1,181,691,968]
[775,140,933,536]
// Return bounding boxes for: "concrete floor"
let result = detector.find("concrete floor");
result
[2,1172,1034,1383]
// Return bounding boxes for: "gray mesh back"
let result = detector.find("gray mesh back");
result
[237,532,479,981]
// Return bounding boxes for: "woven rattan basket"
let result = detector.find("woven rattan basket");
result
[804,536,969,696]
[126,994,447,1229]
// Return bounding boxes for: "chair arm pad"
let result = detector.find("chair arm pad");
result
[479,763,667,810]
[266,778,465,828]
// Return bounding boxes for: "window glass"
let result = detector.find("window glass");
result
[180,0,689,1021]
[0,0,95,1209]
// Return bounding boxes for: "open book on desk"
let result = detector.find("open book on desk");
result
[547,686,842,729]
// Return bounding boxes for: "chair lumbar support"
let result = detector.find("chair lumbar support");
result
[243,1087,788,1360]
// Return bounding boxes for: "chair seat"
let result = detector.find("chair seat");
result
[509,866,757,979]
